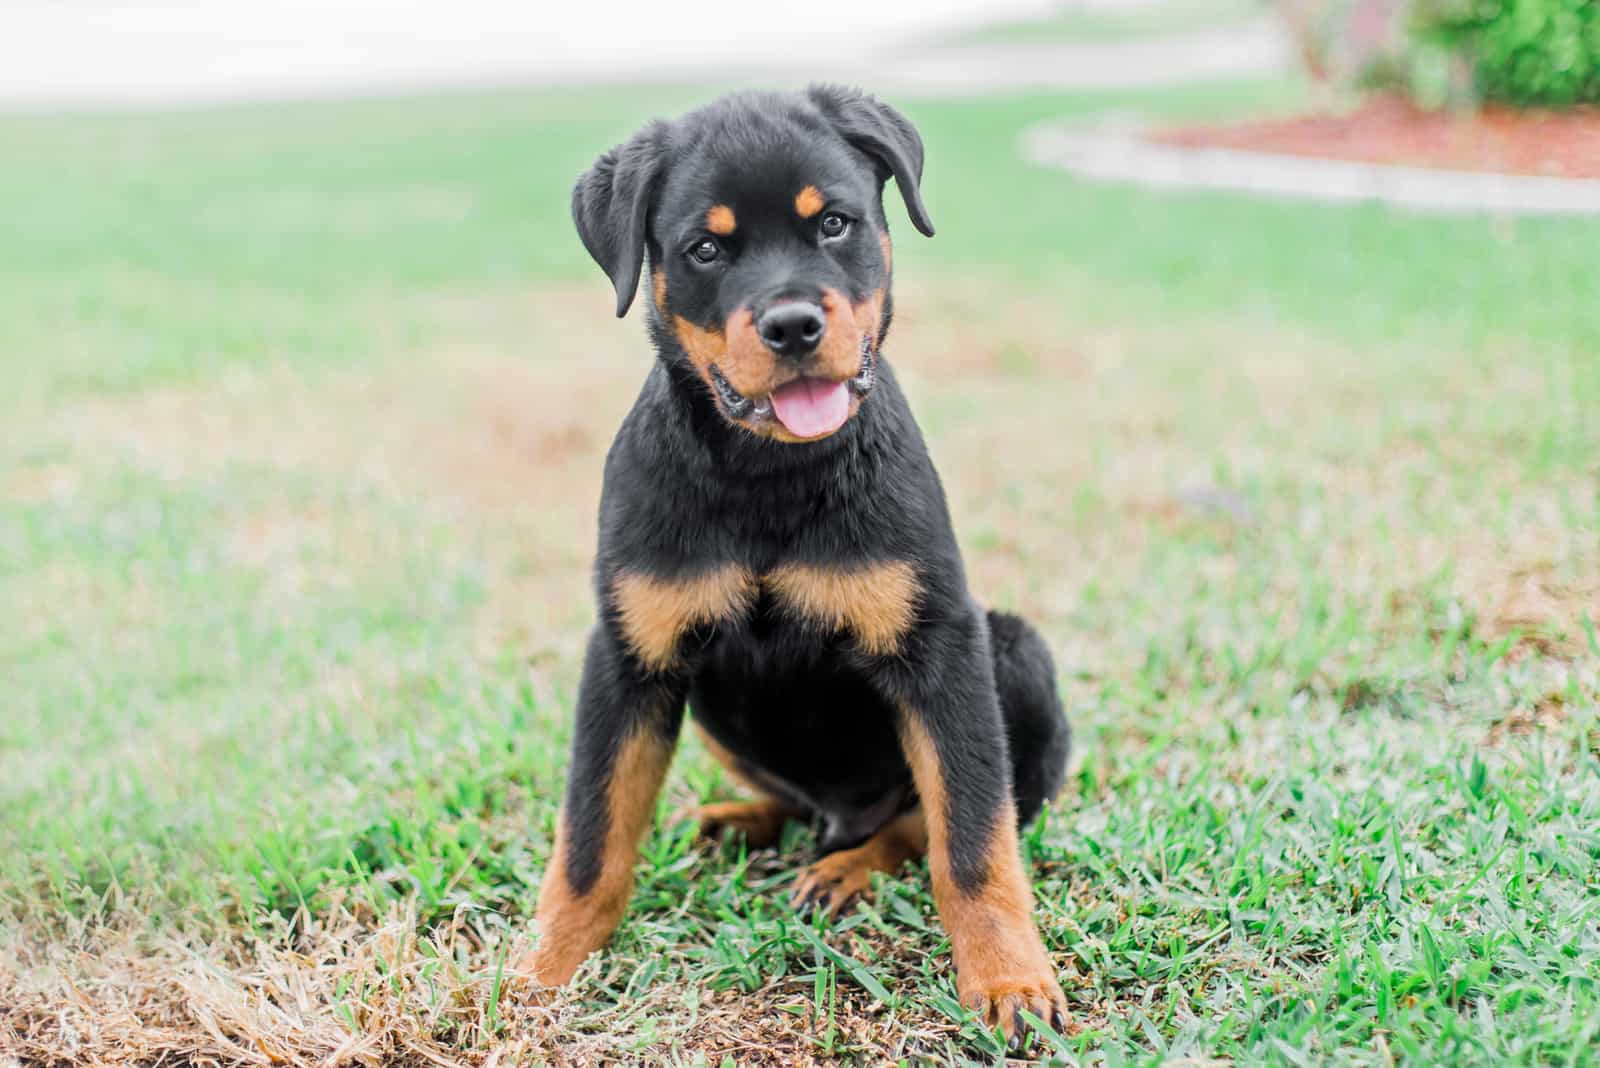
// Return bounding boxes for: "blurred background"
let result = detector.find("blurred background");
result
[3,0,1070,102]
[3,1,1596,1065]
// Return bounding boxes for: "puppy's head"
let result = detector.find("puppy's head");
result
[573,86,934,443]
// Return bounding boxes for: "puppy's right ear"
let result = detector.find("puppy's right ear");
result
[806,85,934,238]
[572,121,668,318]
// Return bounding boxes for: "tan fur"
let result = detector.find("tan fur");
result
[653,265,728,381]
[766,560,919,655]
[790,808,927,915]
[657,268,773,400]
[670,304,780,401]
[652,266,668,311]
[810,287,869,381]
[611,565,758,671]
[794,185,825,218]
[899,715,1067,1038]
[851,286,885,356]
[527,726,676,985]
[706,204,736,235]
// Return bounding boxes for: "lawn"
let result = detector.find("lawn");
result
[2,77,1598,1066]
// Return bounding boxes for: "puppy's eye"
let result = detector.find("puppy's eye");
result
[819,212,849,239]
[688,238,721,264]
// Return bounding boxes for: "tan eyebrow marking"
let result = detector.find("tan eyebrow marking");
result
[794,185,824,218]
[706,204,736,235]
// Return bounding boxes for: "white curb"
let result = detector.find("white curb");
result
[1021,117,1600,215]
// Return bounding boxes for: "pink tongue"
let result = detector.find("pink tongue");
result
[769,377,850,439]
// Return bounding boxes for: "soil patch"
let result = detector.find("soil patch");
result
[1152,96,1600,179]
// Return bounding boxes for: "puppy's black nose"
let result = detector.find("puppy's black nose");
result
[756,302,826,358]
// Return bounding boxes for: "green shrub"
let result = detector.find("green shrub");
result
[1415,0,1600,106]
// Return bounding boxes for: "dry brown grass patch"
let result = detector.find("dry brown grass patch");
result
[2,900,957,1067]
[2,904,525,1067]
[1450,527,1599,657]
[1483,693,1572,748]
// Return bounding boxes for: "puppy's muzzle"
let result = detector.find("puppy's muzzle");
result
[711,334,877,417]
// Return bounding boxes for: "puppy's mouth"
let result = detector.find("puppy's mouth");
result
[710,338,876,441]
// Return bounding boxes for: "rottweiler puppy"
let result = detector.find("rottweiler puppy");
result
[523,85,1073,1046]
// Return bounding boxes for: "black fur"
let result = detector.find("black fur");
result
[573,119,668,317]
[555,87,1070,902]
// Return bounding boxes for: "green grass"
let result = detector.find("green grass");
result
[2,78,1597,1065]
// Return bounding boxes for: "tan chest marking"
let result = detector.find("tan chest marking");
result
[611,565,758,671]
[612,561,920,670]
[766,560,920,656]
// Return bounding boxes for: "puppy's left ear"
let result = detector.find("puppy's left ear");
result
[572,120,669,317]
[807,85,934,237]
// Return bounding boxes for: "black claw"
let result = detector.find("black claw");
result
[794,882,832,917]
[1007,1030,1021,1052]
[1052,1008,1066,1032]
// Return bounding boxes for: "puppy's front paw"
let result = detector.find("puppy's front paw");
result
[514,940,588,991]
[957,948,1069,1051]
[517,897,621,990]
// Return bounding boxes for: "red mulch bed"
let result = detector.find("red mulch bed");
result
[1152,96,1600,179]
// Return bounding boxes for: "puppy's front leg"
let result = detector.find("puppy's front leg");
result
[894,611,1067,1047]
[527,628,684,986]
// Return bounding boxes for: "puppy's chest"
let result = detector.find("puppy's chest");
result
[609,561,919,673]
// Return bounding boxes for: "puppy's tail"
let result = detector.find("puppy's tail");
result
[987,610,1071,827]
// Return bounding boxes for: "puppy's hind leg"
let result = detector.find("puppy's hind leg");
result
[684,797,802,849]
[678,724,805,849]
